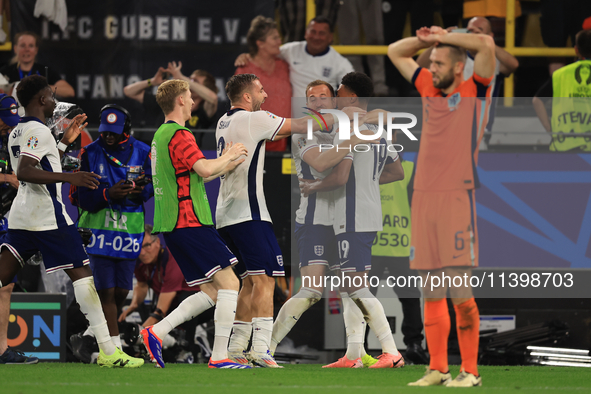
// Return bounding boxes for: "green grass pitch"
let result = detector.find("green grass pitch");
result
[1,364,589,394]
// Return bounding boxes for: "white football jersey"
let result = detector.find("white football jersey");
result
[8,117,74,231]
[280,41,354,98]
[292,129,338,226]
[215,108,285,228]
[332,124,399,235]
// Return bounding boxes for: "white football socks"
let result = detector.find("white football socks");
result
[72,277,116,355]
[111,335,122,349]
[270,287,322,353]
[350,288,398,354]
[341,292,366,360]
[251,317,273,353]
[152,291,214,339]
[211,289,238,361]
[228,321,252,353]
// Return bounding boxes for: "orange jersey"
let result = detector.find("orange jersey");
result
[412,67,493,191]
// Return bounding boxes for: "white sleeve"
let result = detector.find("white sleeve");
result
[387,140,399,163]
[279,44,289,62]
[332,132,353,160]
[293,133,319,161]
[20,125,54,162]
[249,110,285,142]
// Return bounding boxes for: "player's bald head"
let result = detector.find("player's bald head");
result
[467,17,492,36]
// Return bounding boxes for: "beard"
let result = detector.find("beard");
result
[252,100,263,112]
[433,71,455,90]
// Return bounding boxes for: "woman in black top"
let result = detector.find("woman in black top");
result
[0,31,75,98]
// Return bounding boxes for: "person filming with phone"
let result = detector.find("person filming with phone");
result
[69,104,153,355]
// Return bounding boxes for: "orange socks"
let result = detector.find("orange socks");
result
[424,298,450,373]
[454,298,479,376]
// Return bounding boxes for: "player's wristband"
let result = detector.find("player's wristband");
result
[57,141,68,152]
[147,78,152,87]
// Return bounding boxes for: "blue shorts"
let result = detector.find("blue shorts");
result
[89,255,136,291]
[163,226,238,286]
[295,223,339,271]
[0,226,89,274]
[335,232,376,273]
[218,220,284,279]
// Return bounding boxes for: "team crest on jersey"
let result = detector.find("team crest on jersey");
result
[314,245,324,256]
[322,67,332,78]
[297,137,307,149]
[277,255,284,266]
[26,136,38,149]
[447,92,461,111]
[265,111,277,119]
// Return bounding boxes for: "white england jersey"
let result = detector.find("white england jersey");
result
[8,117,73,231]
[332,124,399,235]
[292,129,337,226]
[215,108,285,228]
[280,41,354,98]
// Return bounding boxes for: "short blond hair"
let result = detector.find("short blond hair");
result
[156,79,189,115]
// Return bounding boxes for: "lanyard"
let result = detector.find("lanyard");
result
[102,148,126,167]
[18,66,37,80]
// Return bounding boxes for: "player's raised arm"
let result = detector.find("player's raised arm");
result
[274,106,366,138]
[388,35,430,83]
[435,30,496,80]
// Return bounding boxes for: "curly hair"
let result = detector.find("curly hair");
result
[16,75,49,108]
[340,72,374,99]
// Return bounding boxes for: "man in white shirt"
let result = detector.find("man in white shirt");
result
[0,75,143,368]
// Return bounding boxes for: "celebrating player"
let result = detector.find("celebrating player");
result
[300,72,405,368]
[140,79,250,369]
[271,79,379,368]
[0,75,143,368]
[218,73,362,368]
[388,26,495,386]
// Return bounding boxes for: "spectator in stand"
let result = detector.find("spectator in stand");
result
[0,31,74,98]
[235,16,354,115]
[123,63,219,129]
[235,16,292,152]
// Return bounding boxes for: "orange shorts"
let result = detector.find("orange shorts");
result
[409,189,479,271]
